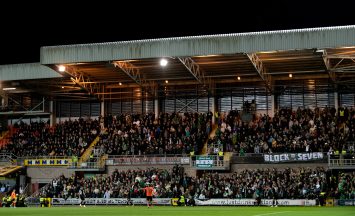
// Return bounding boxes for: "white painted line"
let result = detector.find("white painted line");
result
[254,211,292,216]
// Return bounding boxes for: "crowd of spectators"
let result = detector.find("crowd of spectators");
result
[37,166,355,201]
[1,107,354,157]
[97,112,210,156]
[332,171,355,199]
[0,181,13,193]
[0,119,100,157]
[210,107,355,155]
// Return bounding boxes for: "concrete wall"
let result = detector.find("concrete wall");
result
[26,165,196,184]
[106,164,196,177]
[230,163,328,172]
[25,163,326,184]
[27,167,74,184]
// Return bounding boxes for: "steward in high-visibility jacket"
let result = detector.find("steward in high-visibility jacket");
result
[218,151,224,161]
[40,197,45,207]
[7,196,12,207]
[178,195,185,206]
[2,195,7,207]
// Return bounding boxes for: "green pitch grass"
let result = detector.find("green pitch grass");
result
[0,206,354,216]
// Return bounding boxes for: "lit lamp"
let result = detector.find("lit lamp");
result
[160,59,168,67]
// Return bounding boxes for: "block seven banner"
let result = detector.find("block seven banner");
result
[264,152,324,163]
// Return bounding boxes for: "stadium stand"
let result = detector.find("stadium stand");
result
[0,26,355,208]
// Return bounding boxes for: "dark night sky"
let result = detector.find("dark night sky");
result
[1,2,355,65]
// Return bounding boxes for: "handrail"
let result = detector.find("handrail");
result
[0,153,17,159]
[0,153,17,164]
[17,155,71,160]
[78,135,100,165]
[107,154,185,159]
[30,182,51,198]
[68,160,104,169]
[106,155,190,165]
[328,158,355,168]
[22,183,31,197]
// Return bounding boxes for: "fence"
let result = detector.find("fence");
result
[106,155,190,165]
[328,158,355,169]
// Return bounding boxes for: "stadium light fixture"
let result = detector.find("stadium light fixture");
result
[2,87,16,91]
[160,59,168,67]
[58,65,66,72]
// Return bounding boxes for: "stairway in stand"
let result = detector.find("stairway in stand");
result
[201,124,218,155]
[77,136,101,166]
[200,124,233,162]
[0,127,18,148]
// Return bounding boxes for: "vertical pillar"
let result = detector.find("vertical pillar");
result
[1,95,8,108]
[100,101,105,116]
[211,97,216,125]
[154,99,159,119]
[49,100,56,127]
[334,92,339,111]
[270,94,275,118]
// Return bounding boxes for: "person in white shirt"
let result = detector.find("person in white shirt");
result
[104,189,110,199]
[19,185,24,194]
[198,192,206,200]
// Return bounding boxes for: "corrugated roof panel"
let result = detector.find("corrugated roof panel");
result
[0,63,62,81]
[41,25,355,64]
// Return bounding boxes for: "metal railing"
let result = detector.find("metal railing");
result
[30,182,52,198]
[328,158,355,169]
[106,154,190,165]
[67,156,106,170]
[0,153,17,164]
[17,155,71,160]
[22,183,31,197]
[69,161,102,169]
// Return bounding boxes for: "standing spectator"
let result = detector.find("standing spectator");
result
[104,189,110,199]
[19,185,24,195]
[79,188,86,207]
[271,185,278,207]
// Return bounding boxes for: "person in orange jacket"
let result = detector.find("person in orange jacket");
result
[10,189,17,208]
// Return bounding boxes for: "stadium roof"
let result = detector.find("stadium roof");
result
[1,25,355,101]
[40,25,355,64]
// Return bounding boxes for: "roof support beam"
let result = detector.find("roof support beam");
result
[246,53,272,92]
[325,55,355,59]
[321,49,336,82]
[177,57,213,95]
[322,50,355,83]
[63,66,104,100]
[0,90,40,112]
[176,98,198,113]
[0,90,8,110]
[177,57,206,85]
[113,61,156,97]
